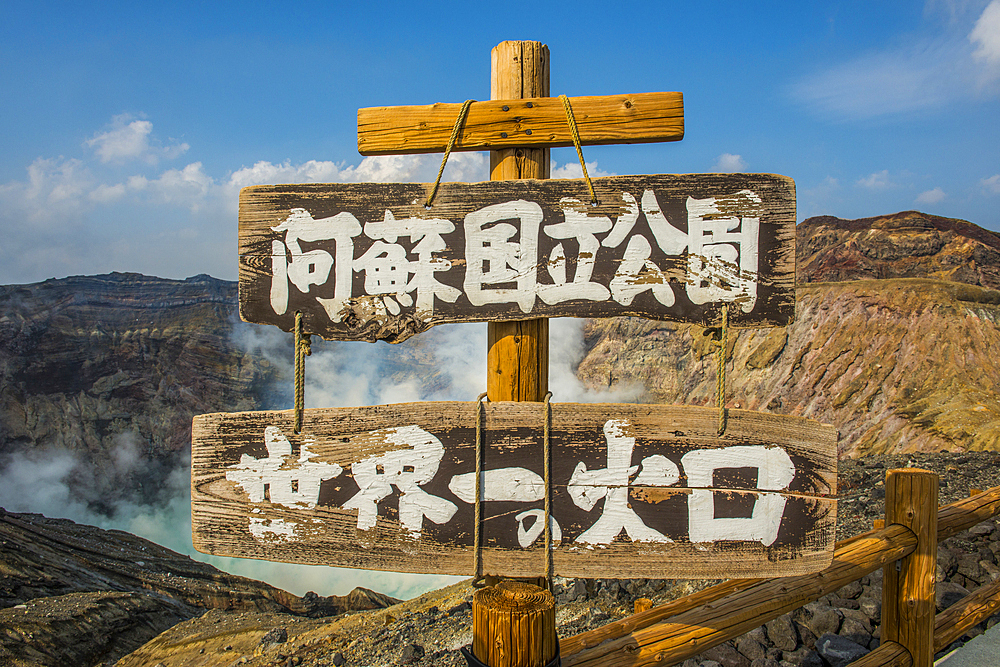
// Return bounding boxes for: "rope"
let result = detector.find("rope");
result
[293,311,311,434]
[472,392,489,586]
[426,99,474,207]
[716,305,729,435]
[558,94,598,206]
[543,391,554,590]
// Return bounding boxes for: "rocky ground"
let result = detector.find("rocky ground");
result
[104,451,1000,667]
[0,510,398,666]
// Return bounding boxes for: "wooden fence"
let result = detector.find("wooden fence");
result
[559,468,1000,667]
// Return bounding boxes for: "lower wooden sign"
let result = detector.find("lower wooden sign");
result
[191,403,837,579]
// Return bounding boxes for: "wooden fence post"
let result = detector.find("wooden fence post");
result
[471,40,557,667]
[881,468,938,667]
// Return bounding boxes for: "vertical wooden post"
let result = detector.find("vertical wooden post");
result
[471,40,557,667]
[486,40,550,403]
[881,468,938,667]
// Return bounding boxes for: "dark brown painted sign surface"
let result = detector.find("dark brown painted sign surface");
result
[238,174,796,342]
[192,402,837,579]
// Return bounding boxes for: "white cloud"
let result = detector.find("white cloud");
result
[983,174,1000,193]
[228,153,490,192]
[916,186,947,203]
[857,170,893,189]
[0,120,655,285]
[971,1,1000,71]
[137,162,214,208]
[0,157,94,231]
[549,160,614,179]
[85,114,189,164]
[89,182,126,203]
[713,153,747,172]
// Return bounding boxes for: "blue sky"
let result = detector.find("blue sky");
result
[1,1,999,285]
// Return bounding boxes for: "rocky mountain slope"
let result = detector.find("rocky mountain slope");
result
[796,210,1000,288]
[578,211,1000,457]
[0,273,280,512]
[0,509,397,666]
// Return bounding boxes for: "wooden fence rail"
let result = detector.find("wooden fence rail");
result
[560,472,1000,667]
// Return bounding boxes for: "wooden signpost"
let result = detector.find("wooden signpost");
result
[191,402,837,579]
[196,39,832,667]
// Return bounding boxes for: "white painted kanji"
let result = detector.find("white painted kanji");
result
[685,190,762,312]
[355,209,460,316]
[268,188,765,322]
[269,208,362,322]
[226,426,343,509]
[682,445,795,546]
[463,200,543,313]
[569,419,680,544]
[343,425,457,537]
[538,198,612,304]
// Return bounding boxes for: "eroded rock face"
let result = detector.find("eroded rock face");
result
[579,279,1000,457]
[578,211,1000,458]
[0,591,193,667]
[0,272,281,511]
[797,211,1000,289]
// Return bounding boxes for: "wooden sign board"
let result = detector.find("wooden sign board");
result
[239,174,796,342]
[357,92,684,155]
[192,402,837,579]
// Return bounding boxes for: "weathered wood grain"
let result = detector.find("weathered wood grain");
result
[479,41,556,664]
[934,575,1000,651]
[191,402,836,578]
[239,174,796,342]
[357,92,684,156]
[473,581,557,667]
[562,483,1000,664]
[938,485,1000,541]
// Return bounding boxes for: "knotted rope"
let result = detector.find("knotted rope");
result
[716,305,729,435]
[293,311,311,434]
[472,391,489,586]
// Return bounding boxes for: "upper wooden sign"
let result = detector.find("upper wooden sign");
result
[191,402,837,579]
[239,174,796,342]
[357,92,684,155]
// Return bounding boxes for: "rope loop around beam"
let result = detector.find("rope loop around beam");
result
[426,99,474,207]
[559,94,598,206]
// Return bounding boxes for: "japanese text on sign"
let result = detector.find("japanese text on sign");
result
[267,189,763,324]
[226,418,796,549]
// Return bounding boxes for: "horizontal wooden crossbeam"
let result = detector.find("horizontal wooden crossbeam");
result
[357,92,684,155]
